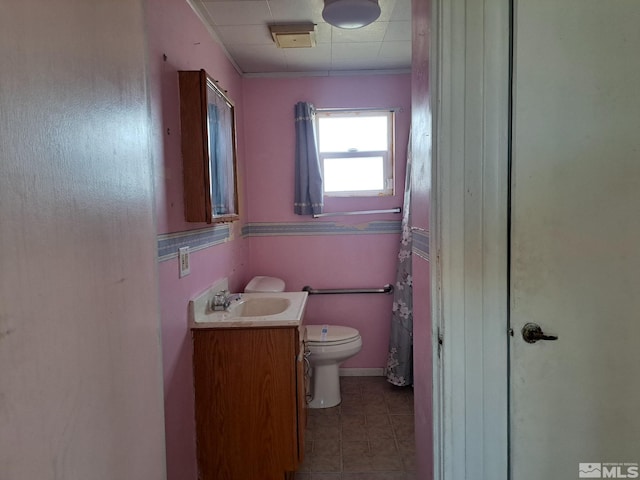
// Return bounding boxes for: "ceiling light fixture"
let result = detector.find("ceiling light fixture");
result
[322,0,381,29]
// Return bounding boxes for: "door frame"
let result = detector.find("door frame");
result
[430,0,511,479]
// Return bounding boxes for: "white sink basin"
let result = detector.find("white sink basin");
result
[229,297,291,317]
[189,289,308,328]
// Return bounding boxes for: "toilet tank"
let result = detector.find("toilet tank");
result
[244,276,286,293]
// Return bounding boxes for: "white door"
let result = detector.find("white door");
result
[510,1,640,479]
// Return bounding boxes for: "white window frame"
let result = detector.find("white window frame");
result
[315,109,395,197]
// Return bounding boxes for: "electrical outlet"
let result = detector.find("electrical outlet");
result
[179,247,191,278]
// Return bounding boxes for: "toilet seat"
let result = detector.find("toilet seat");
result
[305,325,360,346]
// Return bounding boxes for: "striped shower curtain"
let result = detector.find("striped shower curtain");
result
[385,137,413,386]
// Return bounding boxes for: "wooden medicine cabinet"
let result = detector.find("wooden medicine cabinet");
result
[179,70,239,223]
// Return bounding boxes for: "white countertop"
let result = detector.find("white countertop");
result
[189,290,308,329]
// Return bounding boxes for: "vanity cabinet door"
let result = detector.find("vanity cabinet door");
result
[193,327,299,480]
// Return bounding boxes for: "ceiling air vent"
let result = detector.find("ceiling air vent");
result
[269,24,316,49]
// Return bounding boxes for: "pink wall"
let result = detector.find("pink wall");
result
[242,75,411,223]
[146,1,249,479]
[243,75,412,368]
[249,234,401,367]
[0,0,166,478]
[411,0,434,478]
[147,0,247,235]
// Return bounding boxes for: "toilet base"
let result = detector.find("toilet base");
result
[308,363,341,409]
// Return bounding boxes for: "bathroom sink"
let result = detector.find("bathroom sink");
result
[229,297,291,317]
[189,288,308,328]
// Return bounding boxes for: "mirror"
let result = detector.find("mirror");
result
[205,76,237,219]
[179,70,239,223]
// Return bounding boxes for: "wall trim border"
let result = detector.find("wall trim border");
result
[157,224,231,262]
[157,220,401,262]
[242,220,402,237]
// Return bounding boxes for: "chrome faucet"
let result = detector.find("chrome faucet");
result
[211,290,242,311]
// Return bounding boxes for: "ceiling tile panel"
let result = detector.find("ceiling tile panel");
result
[315,22,332,43]
[267,0,324,23]
[331,42,382,61]
[226,44,287,73]
[378,40,411,61]
[377,0,398,22]
[283,44,333,71]
[389,0,411,21]
[215,24,273,44]
[201,1,273,25]
[371,56,412,69]
[330,57,388,71]
[331,22,388,43]
[383,21,411,42]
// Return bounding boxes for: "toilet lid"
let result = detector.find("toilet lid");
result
[305,325,360,343]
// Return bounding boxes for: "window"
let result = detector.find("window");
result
[316,109,395,197]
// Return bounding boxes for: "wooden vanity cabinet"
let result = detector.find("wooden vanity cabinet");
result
[193,326,307,480]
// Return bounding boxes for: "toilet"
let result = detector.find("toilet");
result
[244,275,286,293]
[244,276,363,409]
[305,324,362,409]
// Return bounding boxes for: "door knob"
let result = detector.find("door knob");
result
[521,323,558,343]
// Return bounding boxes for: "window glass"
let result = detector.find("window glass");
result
[324,157,385,192]
[316,109,394,197]
[318,116,388,152]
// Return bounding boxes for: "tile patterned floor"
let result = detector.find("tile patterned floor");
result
[295,376,415,480]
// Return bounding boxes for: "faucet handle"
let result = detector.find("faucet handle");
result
[212,290,229,310]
